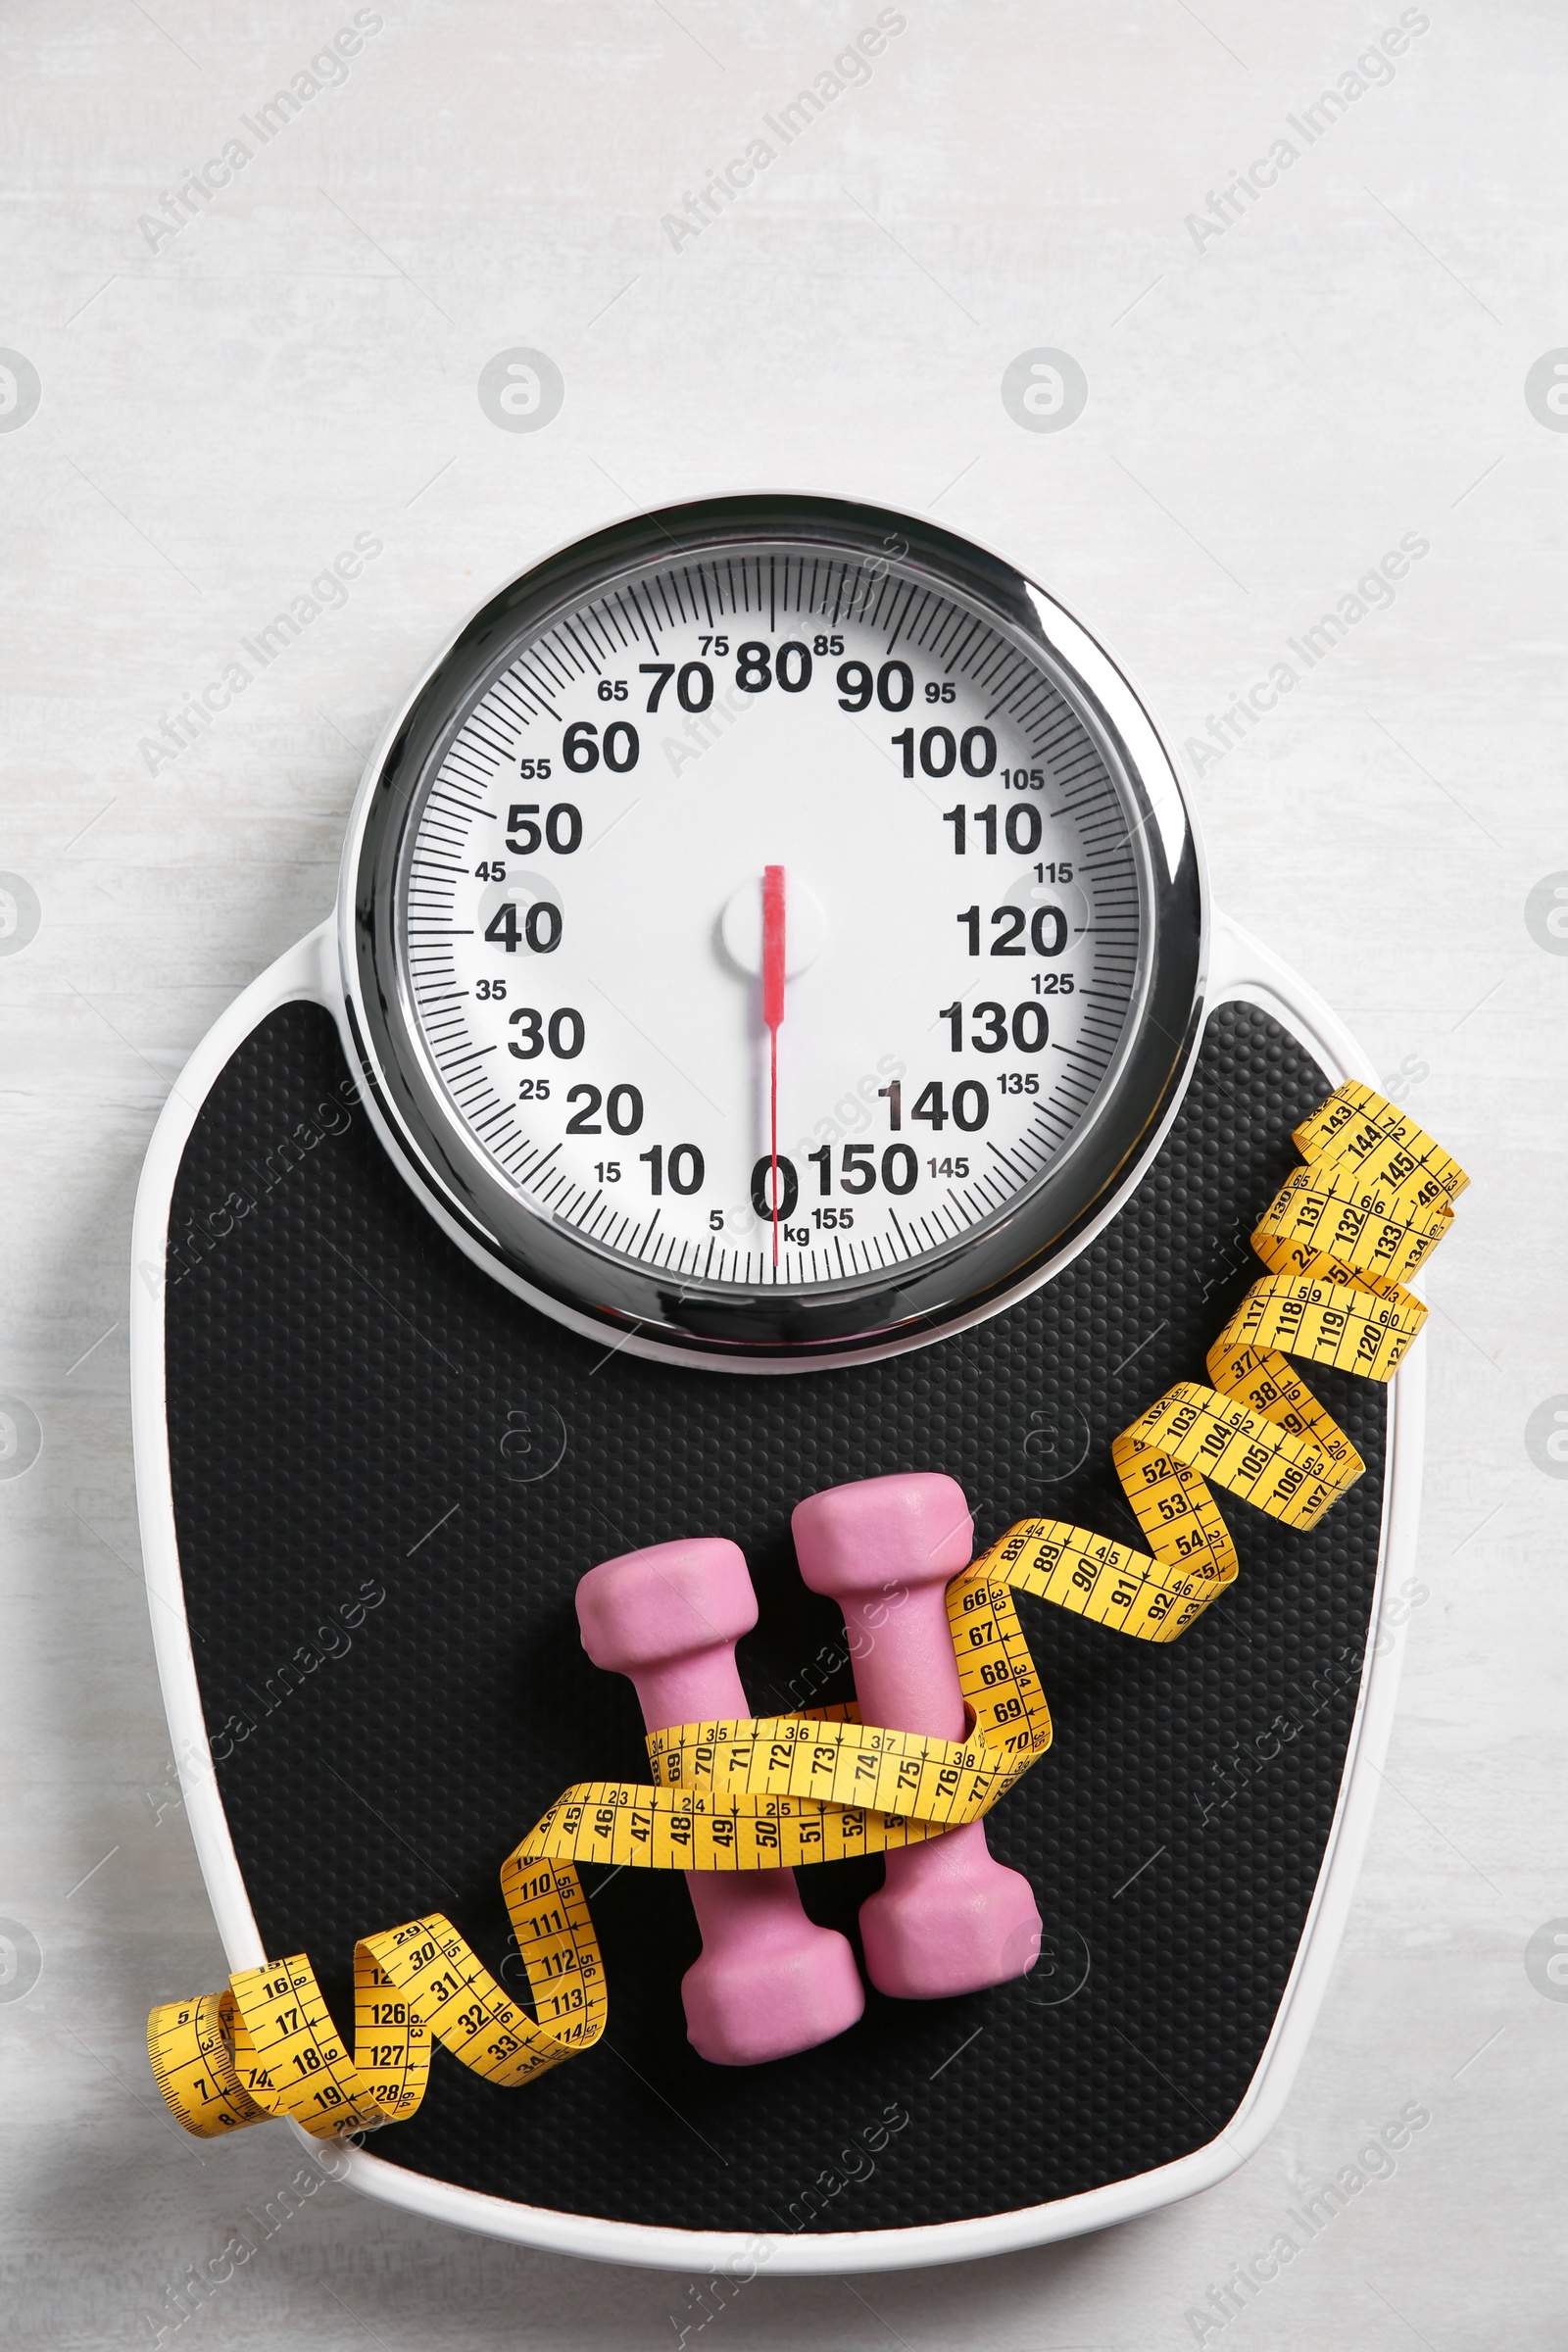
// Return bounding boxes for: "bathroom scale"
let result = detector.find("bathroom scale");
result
[133,494,1456,2274]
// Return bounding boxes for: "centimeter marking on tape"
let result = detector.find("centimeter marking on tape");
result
[148,1082,1465,2143]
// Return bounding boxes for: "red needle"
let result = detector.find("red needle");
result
[762,864,786,1270]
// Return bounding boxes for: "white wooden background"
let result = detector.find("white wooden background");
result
[2,2,1565,2344]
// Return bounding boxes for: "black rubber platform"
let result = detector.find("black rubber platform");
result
[163,999,1385,2235]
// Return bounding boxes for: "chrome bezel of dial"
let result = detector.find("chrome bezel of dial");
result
[340,493,1206,1365]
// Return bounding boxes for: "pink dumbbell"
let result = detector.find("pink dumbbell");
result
[575,1536,864,2066]
[792,1473,1043,2000]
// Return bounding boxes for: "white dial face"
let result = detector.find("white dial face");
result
[397,541,1148,1295]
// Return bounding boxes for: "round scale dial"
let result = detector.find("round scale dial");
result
[345,498,1202,1361]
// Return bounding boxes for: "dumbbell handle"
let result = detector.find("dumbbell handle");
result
[835,1577,967,1741]
[624,1644,750,1741]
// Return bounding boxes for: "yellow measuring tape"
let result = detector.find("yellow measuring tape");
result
[149,1081,1465,2141]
